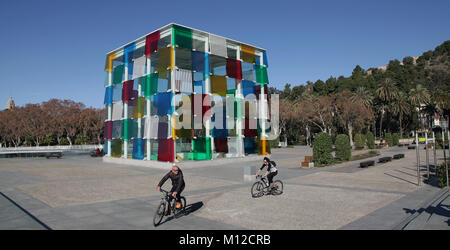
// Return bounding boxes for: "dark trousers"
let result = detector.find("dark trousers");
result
[267,171,278,186]
[170,184,185,202]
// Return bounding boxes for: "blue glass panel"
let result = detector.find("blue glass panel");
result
[104,86,113,105]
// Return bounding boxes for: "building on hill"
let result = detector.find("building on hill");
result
[367,56,419,75]
[6,96,15,110]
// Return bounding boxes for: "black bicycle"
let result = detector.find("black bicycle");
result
[251,175,283,198]
[153,189,186,226]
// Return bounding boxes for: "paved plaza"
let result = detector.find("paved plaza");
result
[0,146,449,230]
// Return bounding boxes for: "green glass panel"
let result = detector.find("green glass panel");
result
[255,66,268,85]
[192,137,212,160]
[173,25,192,49]
[113,65,124,84]
[144,73,159,97]
[121,119,138,140]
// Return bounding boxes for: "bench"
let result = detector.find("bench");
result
[45,152,62,159]
[393,154,405,159]
[378,156,392,163]
[360,160,375,168]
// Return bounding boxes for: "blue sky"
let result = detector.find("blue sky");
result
[1,0,449,108]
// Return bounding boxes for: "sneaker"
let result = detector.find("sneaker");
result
[164,210,169,216]
[176,202,181,209]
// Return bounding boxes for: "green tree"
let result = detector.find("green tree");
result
[376,78,398,139]
[366,131,375,149]
[313,132,334,166]
[409,84,431,130]
[354,133,365,149]
[385,133,393,146]
[335,134,351,161]
[390,91,411,138]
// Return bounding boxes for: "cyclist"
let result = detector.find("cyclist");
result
[157,165,185,210]
[255,157,278,193]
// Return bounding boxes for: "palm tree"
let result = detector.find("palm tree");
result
[409,84,430,131]
[376,78,398,139]
[351,86,374,109]
[351,86,375,136]
[390,91,411,138]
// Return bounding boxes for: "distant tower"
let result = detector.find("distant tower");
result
[6,96,15,110]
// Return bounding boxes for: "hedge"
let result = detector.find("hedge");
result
[335,134,351,161]
[366,132,375,149]
[354,133,365,149]
[313,132,334,166]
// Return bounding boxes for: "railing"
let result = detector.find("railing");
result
[0,144,102,152]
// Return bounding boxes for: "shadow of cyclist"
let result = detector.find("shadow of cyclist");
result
[156,201,204,226]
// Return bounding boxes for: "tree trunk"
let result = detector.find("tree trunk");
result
[306,125,310,146]
[379,108,384,140]
[348,122,354,147]
[399,113,403,138]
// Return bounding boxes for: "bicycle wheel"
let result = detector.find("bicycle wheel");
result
[153,202,166,226]
[251,182,265,198]
[174,197,186,218]
[271,180,283,195]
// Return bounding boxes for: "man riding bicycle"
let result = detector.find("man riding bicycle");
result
[157,165,185,210]
[255,157,278,193]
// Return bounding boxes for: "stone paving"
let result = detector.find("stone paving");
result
[0,145,448,230]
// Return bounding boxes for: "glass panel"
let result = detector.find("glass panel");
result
[174,69,193,93]
[214,138,228,153]
[154,92,173,116]
[209,34,227,57]
[175,48,192,70]
[192,51,206,73]
[211,75,227,97]
[132,138,145,159]
[113,65,124,84]
[244,137,257,155]
[111,102,123,121]
[104,121,112,140]
[173,25,192,49]
[226,58,242,80]
[158,138,174,162]
[209,55,226,76]
[111,139,123,158]
[145,31,160,57]
[105,52,115,72]
[255,65,268,85]
[192,137,212,160]
[112,120,122,139]
[144,116,159,139]
[104,86,113,105]
[242,62,256,81]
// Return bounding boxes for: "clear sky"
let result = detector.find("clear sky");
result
[1,0,449,108]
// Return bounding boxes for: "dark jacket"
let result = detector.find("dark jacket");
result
[260,160,277,173]
[158,170,185,193]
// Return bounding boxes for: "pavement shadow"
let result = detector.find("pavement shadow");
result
[402,195,450,228]
[184,201,204,216]
[155,201,204,227]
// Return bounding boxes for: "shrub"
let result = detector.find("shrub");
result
[354,133,365,149]
[437,162,449,188]
[385,133,393,147]
[392,133,400,146]
[366,132,375,149]
[313,132,334,166]
[335,134,351,161]
[59,138,70,145]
